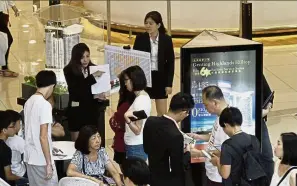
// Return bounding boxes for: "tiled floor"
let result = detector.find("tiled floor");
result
[1,2,297,157]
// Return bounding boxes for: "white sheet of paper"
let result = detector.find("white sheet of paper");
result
[89,64,111,94]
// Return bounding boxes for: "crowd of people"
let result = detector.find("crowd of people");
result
[1,6,297,186]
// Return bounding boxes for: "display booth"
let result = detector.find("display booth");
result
[180,31,263,185]
[17,4,109,146]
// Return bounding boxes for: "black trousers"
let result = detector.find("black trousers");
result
[0,12,13,70]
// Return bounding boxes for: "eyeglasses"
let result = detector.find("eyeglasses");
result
[182,110,190,116]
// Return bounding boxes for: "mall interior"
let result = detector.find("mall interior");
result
[1,0,297,186]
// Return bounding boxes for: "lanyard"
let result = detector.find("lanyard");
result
[163,114,185,136]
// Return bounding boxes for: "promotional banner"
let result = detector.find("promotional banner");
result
[104,45,152,93]
[190,50,256,162]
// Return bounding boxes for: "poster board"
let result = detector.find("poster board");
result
[104,45,151,92]
[180,31,263,163]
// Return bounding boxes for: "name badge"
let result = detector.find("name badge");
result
[71,101,79,107]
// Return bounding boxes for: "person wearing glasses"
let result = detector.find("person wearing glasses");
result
[5,110,29,186]
[122,66,151,161]
[0,111,26,186]
[187,86,229,186]
[141,92,195,186]
[109,69,135,166]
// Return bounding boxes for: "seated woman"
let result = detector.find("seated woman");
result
[67,125,123,186]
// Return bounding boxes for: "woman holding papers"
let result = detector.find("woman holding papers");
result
[133,11,175,116]
[64,43,105,141]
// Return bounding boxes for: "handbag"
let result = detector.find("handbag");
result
[109,115,121,130]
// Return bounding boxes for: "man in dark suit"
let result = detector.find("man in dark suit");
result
[143,92,195,186]
[261,74,274,183]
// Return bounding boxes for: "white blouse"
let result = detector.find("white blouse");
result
[270,160,297,186]
[150,35,159,71]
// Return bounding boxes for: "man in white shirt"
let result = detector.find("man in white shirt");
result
[0,0,19,77]
[24,70,58,186]
[188,86,229,186]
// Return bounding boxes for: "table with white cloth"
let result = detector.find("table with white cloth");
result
[52,141,76,180]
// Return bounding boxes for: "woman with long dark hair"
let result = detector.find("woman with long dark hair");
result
[64,43,105,141]
[109,69,135,165]
[123,65,151,161]
[133,11,175,116]
[270,132,297,186]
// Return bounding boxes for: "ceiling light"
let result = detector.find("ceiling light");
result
[22,24,29,28]
[31,62,39,65]
[29,40,36,44]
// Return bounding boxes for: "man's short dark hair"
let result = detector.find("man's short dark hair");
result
[35,70,57,88]
[219,107,243,128]
[202,85,224,100]
[280,132,297,166]
[5,110,21,124]
[75,125,99,154]
[169,92,195,112]
[0,111,12,132]
[124,65,147,91]
[121,157,150,185]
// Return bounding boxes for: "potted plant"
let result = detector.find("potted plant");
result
[22,76,69,109]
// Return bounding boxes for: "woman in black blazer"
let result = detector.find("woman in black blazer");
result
[133,11,175,116]
[63,43,104,141]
